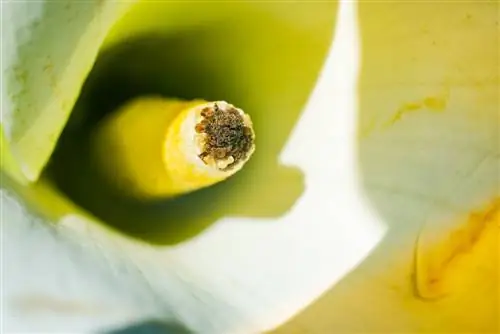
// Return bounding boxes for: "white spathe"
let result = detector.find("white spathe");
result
[2,0,498,333]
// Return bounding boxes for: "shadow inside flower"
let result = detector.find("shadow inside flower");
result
[45,3,333,245]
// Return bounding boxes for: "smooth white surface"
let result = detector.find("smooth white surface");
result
[1,0,134,182]
[275,2,498,332]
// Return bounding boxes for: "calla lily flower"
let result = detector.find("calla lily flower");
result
[1,1,497,333]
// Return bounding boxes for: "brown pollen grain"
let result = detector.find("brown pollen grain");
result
[196,103,254,170]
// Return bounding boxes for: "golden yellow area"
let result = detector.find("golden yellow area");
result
[415,198,499,300]
[388,93,449,125]
[92,97,229,199]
